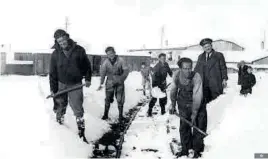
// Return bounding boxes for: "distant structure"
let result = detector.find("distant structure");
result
[185,39,245,52]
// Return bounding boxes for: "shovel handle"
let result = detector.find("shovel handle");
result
[46,83,86,99]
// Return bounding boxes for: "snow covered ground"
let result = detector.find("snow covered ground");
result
[0,71,267,159]
[0,72,143,159]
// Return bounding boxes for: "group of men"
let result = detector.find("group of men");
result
[140,38,228,158]
[49,29,228,158]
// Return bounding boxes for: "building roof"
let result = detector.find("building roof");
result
[179,50,268,63]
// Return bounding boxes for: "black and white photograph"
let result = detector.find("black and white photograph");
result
[0,0,268,158]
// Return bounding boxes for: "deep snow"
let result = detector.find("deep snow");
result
[0,71,267,159]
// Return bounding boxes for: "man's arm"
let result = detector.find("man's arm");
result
[192,73,203,118]
[49,52,58,93]
[119,58,129,82]
[170,70,179,108]
[167,63,173,77]
[100,60,107,85]
[251,74,256,87]
[219,53,228,80]
[80,48,92,82]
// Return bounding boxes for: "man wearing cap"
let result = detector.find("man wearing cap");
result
[49,29,92,141]
[147,53,173,117]
[194,38,228,104]
[97,46,129,122]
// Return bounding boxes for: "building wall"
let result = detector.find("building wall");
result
[5,64,34,75]
[14,52,33,61]
[0,52,6,75]
[252,56,268,65]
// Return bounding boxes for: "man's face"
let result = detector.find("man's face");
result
[202,43,213,53]
[106,50,116,60]
[181,62,192,78]
[141,64,145,68]
[56,36,69,50]
[159,56,166,63]
[247,68,252,73]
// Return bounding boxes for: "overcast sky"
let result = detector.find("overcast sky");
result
[0,0,268,52]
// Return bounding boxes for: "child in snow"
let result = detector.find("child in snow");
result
[240,66,256,95]
[140,62,152,96]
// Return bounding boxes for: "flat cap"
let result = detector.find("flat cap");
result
[200,38,213,46]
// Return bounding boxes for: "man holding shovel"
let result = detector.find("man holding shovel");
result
[97,46,129,122]
[49,29,92,141]
[170,58,204,158]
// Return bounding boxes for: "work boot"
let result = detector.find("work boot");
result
[118,106,125,122]
[143,90,146,96]
[56,113,64,125]
[76,116,88,143]
[102,104,110,120]
[160,106,166,115]
[147,108,152,117]
[175,150,189,157]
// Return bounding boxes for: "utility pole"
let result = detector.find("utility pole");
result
[65,16,70,32]
[160,25,165,49]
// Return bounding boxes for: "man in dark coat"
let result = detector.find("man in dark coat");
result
[147,53,173,117]
[49,29,92,140]
[194,38,228,104]
[237,60,248,85]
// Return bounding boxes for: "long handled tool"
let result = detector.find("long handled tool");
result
[46,83,86,99]
[174,112,208,137]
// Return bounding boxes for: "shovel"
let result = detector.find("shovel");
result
[46,83,86,99]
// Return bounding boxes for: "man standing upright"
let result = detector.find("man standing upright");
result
[98,47,129,122]
[194,38,228,104]
[49,29,92,141]
[237,60,248,85]
[170,58,203,158]
[147,53,173,117]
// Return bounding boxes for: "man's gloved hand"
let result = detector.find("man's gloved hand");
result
[97,85,103,91]
[85,80,91,88]
[222,79,227,88]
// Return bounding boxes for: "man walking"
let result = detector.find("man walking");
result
[147,53,173,117]
[49,29,92,141]
[194,38,228,104]
[170,58,203,158]
[237,60,248,86]
[98,46,129,122]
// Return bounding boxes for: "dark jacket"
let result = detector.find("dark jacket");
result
[151,61,173,90]
[238,65,248,85]
[49,39,92,93]
[241,73,256,90]
[194,50,228,97]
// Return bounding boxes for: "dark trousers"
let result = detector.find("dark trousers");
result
[178,104,207,153]
[240,86,252,95]
[148,95,167,113]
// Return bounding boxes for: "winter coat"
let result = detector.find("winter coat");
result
[100,56,129,89]
[49,39,92,93]
[238,65,249,85]
[194,49,228,97]
[241,73,256,90]
[151,61,173,91]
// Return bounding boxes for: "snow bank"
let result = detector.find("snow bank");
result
[6,60,33,64]
[151,87,167,98]
[37,71,144,158]
[203,72,268,159]
[0,71,144,159]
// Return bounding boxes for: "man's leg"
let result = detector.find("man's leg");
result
[68,84,87,142]
[55,82,68,124]
[103,86,114,120]
[159,95,167,115]
[148,97,157,117]
[115,84,125,121]
[192,105,207,157]
[177,107,192,157]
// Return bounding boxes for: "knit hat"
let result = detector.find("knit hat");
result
[54,29,69,39]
